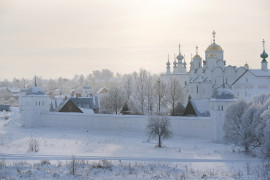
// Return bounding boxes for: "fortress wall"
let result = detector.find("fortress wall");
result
[38,113,214,140]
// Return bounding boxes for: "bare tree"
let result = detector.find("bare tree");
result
[133,68,149,114]
[167,78,184,116]
[123,75,133,101]
[145,75,155,115]
[69,155,78,175]
[102,84,126,114]
[146,115,172,147]
[154,79,167,114]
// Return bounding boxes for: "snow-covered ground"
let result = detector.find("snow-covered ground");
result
[0,108,269,179]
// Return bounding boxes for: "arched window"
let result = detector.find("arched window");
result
[39,102,40,106]
[197,86,199,94]
[221,105,223,111]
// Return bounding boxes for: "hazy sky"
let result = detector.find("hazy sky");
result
[0,0,269,80]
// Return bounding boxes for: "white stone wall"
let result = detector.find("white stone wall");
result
[36,113,214,140]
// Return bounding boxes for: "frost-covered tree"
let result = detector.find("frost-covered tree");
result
[258,100,270,157]
[167,78,184,116]
[146,115,172,147]
[263,118,270,157]
[102,85,126,114]
[240,104,261,152]
[145,75,155,115]
[123,75,133,101]
[223,99,249,148]
[224,93,270,154]
[253,93,270,105]
[154,79,167,114]
[133,69,149,114]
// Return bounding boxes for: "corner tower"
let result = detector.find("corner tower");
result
[21,76,50,127]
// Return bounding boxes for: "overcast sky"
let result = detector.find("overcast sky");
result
[0,0,269,80]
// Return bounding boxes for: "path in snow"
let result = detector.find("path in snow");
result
[0,153,265,163]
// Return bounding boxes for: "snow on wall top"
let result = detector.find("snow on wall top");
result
[249,69,270,77]
[25,86,46,96]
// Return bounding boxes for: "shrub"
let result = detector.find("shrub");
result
[28,137,39,152]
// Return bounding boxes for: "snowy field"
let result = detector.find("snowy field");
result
[0,108,269,179]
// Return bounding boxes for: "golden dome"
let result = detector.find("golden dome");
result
[193,54,201,59]
[206,43,223,51]
[244,62,249,69]
[208,53,216,57]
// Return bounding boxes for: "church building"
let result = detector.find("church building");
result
[161,31,269,102]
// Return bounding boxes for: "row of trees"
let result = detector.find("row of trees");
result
[101,68,186,115]
[224,93,270,157]
[0,68,186,116]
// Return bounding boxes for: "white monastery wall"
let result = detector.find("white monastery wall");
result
[38,113,214,140]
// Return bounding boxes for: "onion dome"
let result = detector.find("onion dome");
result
[206,31,223,51]
[173,60,177,67]
[166,60,170,66]
[193,45,201,59]
[84,79,92,90]
[206,43,223,51]
[83,85,91,90]
[25,75,46,95]
[177,53,184,60]
[216,88,234,99]
[26,86,45,95]
[176,43,184,60]
[261,39,268,63]
[244,62,249,69]
[183,60,187,68]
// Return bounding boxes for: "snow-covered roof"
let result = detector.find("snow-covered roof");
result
[7,87,20,93]
[249,69,270,77]
[191,75,210,83]
[25,86,46,95]
[190,99,210,117]
[216,88,234,99]
[96,87,108,94]
[80,108,94,115]
[70,97,99,110]
[20,88,28,93]
[193,75,204,83]
[50,99,64,110]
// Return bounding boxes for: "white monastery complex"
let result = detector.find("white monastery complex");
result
[161,31,270,101]
[19,31,269,143]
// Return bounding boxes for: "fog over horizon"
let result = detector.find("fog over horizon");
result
[0,0,269,81]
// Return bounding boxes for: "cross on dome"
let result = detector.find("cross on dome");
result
[179,43,181,54]
[263,39,265,50]
[196,45,198,54]
[212,30,216,43]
